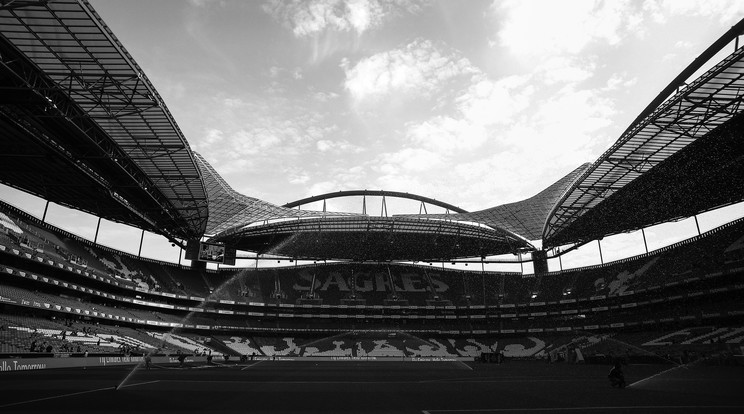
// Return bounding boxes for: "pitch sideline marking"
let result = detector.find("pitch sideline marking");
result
[419,376,582,384]
[420,405,744,413]
[241,361,264,371]
[0,380,160,408]
[627,364,687,388]
[156,378,590,385]
[118,380,161,388]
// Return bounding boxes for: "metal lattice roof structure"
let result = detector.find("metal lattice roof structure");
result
[543,19,744,247]
[211,215,532,261]
[195,153,358,236]
[283,190,468,215]
[0,0,208,240]
[205,178,536,260]
[403,164,590,241]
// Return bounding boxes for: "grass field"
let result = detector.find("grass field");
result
[0,360,742,413]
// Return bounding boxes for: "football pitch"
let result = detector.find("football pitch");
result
[0,360,742,413]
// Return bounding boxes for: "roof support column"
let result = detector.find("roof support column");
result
[694,215,702,236]
[597,239,604,265]
[519,252,524,274]
[93,217,101,245]
[641,228,649,254]
[41,200,49,223]
[481,260,486,307]
[419,201,427,214]
[137,228,144,257]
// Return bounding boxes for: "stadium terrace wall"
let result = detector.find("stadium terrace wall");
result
[1,202,744,336]
[544,216,744,277]
[1,250,742,336]
[2,197,741,296]
[2,312,742,367]
[0,200,207,280]
[0,355,476,373]
[0,355,213,373]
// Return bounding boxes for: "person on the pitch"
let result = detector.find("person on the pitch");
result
[608,361,626,388]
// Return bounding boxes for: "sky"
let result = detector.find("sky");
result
[2,0,744,270]
[88,0,744,210]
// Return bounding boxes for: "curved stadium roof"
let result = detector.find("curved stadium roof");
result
[283,190,469,215]
[0,0,208,241]
[211,215,532,261]
[1,1,743,261]
[402,164,591,241]
[195,152,359,236]
[543,19,744,248]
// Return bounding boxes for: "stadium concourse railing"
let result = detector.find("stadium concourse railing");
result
[2,198,742,299]
[7,195,739,301]
[1,215,742,309]
[0,200,212,298]
[1,236,741,314]
[1,202,744,335]
[542,216,744,278]
[1,245,742,336]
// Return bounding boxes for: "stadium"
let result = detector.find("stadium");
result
[1,1,743,413]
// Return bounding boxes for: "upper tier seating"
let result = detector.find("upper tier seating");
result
[2,202,744,314]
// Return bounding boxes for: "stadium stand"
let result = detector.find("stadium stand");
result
[220,336,263,356]
[2,192,744,364]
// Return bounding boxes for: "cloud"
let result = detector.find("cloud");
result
[189,95,333,178]
[536,56,596,85]
[306,165,366,195]
[657,0,744,24]
[313,91,340,102]
[231,129,283,156]
[457,75,534,126]
[406,116,488,152]
[379,1,630,193]
[188,0,226,7]
[395,72,618,207]
[375,147,444,173]
[193,127,284,175]
[493,0,744,62]
[286,168,311,185]
[263,0,430,37]
[199,128,225,147]
[307,180,341,196]
[605,73,636,91]
[342,39,477,103]
[449,152,544,208]
[269,66,304,80]
[190,1,739,215]
[316,139,364,153]
[403,73,534,152]
[512,86,614,159]
[493,0,645,58]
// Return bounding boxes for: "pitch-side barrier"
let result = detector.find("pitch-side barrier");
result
[0,355,475,373]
